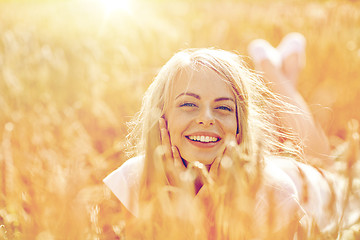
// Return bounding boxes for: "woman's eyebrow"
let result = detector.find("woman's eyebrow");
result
[215,97,235,103]
[175,92,200,100]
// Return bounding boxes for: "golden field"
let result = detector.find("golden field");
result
[0,0,359,239]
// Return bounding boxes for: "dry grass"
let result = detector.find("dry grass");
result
[0,0,359,239]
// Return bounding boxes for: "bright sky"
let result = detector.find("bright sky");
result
[100,0,132,13]
[83,0,133,15]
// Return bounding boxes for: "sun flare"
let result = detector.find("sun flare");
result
[98,0,132,13]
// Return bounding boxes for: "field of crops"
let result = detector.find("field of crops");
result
[0,0,359,239]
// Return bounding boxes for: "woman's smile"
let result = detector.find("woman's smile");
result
[185,131,222,148]
[165,65,238,166]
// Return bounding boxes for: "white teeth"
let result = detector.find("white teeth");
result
[188,135,219,143]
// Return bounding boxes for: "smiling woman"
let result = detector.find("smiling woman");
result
[104,48,303,233]
[103,47,358,239]
[166,66,238,166]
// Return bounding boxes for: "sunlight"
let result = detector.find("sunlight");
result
[99,0,132,13]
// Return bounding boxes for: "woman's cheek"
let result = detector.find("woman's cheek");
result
[221,115,237,130]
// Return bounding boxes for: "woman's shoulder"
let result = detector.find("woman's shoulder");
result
[103,155,144,187]
[103,155,144,216]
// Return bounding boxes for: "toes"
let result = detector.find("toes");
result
[248,39,282,70]
[277,32,306,85]
[277,32,306,61]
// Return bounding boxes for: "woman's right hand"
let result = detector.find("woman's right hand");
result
[159,117,189,189]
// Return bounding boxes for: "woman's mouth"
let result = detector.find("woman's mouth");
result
[186,135,220,143]
[185,134,221,148]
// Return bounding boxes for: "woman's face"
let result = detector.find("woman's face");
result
[165,67,238,166]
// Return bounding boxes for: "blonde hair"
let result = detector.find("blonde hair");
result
[126,48,301,195]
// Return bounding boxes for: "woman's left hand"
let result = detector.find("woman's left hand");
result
[209,136,238,181]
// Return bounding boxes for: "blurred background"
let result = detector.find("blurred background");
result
[0,0,359,238]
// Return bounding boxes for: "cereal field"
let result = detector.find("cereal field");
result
[0,0,359,239]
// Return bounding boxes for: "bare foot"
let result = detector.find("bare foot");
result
[248,39,282,71]
[248,38,290,93]
[277,32,306,87]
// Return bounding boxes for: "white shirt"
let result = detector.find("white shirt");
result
[104,155,356,232]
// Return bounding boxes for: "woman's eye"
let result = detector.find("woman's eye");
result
[179,102,197,108]
[216,106,233,112]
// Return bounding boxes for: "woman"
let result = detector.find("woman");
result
[104,34,358,239]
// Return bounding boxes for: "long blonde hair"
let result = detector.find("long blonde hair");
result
[126,48,301,197]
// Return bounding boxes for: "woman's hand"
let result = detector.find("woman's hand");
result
[208,136,238,181]
[194,137,238,200]
[159,117,239,193]
[159,118,188,188]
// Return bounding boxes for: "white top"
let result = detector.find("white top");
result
[104,156,355,232]
[103,155,144,216]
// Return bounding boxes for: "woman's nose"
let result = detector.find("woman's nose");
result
[196,108,215,126]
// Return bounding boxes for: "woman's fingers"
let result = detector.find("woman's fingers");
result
[209,145,225,179]
[159,118,241,189]
[159,118,184,169]
[209,136,237,179]
[172,145,185,171]
[159,118,186,187]
[159,118,173,161]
